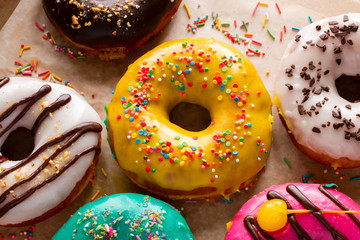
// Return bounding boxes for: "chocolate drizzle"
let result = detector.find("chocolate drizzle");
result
[244,215,274,240]
[31,94,71,134]
[0,81,102,218]
[0,77,9,88]
[267,191,311,240]
[319,185,360,229]
[0,85,51,137]
[244,184,360,239]
[286,185,347,240]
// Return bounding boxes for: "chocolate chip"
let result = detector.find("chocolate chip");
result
[343,118,355,129]
[333,47,342,54]
[347,39,353,45]
[319,34,328,40]
[312,127,321,133]
[309,61,316,70]
[313,88,322,95]
[332,108,342,119]
[285,83,293,90]
[310,105,316,111]
[316,102,322,107]
[345,131,351,140]
[316,25,321,31]
[343,15,349,22]
[321,86,329,92]
[303,45,308,49]
[327,121,331,126]
[306,40,313,44]
[307,112,312,116]
[321,124,326,128]
[335,32,347,37]
[345,105,352,110]
[341,37,346,45]
[295,35,301,42]
[317,72,321,79]
[285,67,293,77]
[316,41,325,48]
[328,21,339,25]
[336,59,341,65]
[301,96,309,104]
[291,64,295,69]
[324,70,330,75]
[298,105,305,115]
[309,78,315,87]
[333,123,344,129]
[350,24,358,32]
[330,27,339,33]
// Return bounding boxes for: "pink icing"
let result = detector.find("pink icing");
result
[225,183,360,240]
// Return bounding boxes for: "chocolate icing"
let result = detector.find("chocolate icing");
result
[42,0,181,50]
[244,184,360,239]
[0,79,102,218]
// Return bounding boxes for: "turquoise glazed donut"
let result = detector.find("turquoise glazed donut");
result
[53,193,194,239]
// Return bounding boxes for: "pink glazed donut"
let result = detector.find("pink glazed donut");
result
[225,183,360,240]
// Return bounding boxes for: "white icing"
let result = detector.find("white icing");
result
[0,77,101,225]
[276,13,360,161]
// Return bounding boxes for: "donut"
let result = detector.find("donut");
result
[53,193,194,239]
[225,183,360,240]
[0,77,102,226]
[274,13,360,168]
[42,0,182,61]
[105,38,273,199]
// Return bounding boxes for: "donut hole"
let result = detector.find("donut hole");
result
[1,128,34,161]
[335,74,360,103]
[169,102,211,132]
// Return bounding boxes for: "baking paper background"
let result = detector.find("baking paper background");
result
[0,0,360,239]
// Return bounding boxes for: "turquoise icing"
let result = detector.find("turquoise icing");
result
[52,193,194,240]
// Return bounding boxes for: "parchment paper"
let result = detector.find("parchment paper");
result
[0,0,359,239]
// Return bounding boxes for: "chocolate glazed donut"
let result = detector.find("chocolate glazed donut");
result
[42,0,182,60]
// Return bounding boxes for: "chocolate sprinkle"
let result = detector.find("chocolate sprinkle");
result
[332,109,342,119]
[345,105,352,110]
[316,25,321,31]
[298,105,305,115]
[295,35,301,42]
[336,59,341,65]
[285,83,293,90]
[312,127,321,133]
[333,47,342,54]
[343,15,349,22]
[328,21,339,25]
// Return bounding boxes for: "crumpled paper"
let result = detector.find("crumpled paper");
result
[0,0,359,239]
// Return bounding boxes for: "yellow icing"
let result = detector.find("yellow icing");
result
[107,38,272,199]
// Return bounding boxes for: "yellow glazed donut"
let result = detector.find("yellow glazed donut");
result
[106,38,273,199]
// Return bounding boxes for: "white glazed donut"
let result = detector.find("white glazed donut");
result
[275,13,360,168]
[0,76,102,226]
